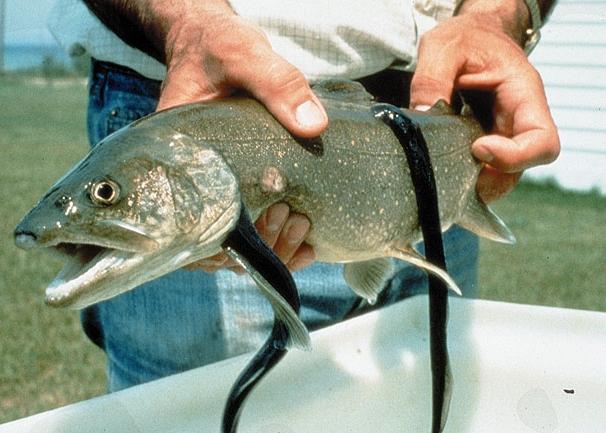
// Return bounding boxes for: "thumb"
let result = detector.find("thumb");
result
[232,46,328,138]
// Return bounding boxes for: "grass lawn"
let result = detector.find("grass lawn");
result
[0,76,106,422]
[479,181,606,310]
[1,76,605,423]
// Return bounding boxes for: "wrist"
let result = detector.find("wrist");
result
[83,0,236,63]
[455,0,531,46]
[130,0,236,63]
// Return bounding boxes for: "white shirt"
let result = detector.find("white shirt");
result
[48,0,460,81]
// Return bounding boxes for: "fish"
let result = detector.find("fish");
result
[14,79,515,433]
[14,79,513,342]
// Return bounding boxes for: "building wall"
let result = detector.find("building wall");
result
[526,0,606,193]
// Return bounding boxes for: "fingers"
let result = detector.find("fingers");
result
[271,213,314,269]
[409,25,466,108]
[469,65,560,174]
[157,60,227,111]
[255,204,315,271]
[410,14,560,203]
[185,203,315,274]
[255,202,290,247]
[467,63,559,201]
[472,131,560,174]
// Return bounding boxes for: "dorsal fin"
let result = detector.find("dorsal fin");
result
[428,99,455,115]
[428,97,475,119]
[311,79,374,103]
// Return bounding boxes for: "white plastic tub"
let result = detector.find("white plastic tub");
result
[1,296,605,433]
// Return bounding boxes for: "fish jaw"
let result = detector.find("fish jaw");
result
[14,199,241,309]
[45,243,145,308]
[40,235,213,309]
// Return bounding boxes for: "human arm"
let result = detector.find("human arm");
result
[82,0,320,271]
[410,0,560,203]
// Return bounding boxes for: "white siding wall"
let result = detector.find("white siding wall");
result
[526,0,606,193]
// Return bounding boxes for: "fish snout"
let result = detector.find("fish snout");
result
[14,230,39,250]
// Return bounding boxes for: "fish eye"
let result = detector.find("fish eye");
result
[90,179,120,206]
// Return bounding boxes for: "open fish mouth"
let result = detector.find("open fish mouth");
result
[45,241,140,309]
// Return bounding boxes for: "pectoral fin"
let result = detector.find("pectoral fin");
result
[224,247,311,351]
[343,258,395,304]
[388,246,462,296]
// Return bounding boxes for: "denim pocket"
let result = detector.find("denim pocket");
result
[105,103,152,135]
[88,61,159,147]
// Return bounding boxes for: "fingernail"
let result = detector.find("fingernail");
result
[295,100,325,128]
[414,104,432,112]
[266,204,288,232]
[474,145,495,163]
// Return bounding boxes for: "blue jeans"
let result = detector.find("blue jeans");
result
[84,60,479,391]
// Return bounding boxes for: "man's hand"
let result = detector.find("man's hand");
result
[410,5,560,203]
[157,10,328,137]
[156,3,323,272]
[83,0,322,272]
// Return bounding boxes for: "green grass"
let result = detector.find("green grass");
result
[1,77,605,423]
[0,76,106,422]
[478,180,606,310]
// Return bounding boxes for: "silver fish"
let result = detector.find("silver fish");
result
[14,80,514,349]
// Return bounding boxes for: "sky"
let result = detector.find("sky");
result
[4,0,57,45]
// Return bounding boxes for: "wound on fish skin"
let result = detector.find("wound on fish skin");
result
[260,166,287,193]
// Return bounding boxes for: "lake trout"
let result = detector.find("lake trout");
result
[14,78,513,339]
[14,79,514,433]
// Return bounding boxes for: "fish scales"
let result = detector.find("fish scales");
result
[154,95,480,262]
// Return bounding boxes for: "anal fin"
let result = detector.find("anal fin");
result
[343,258,395,304]
[388,246,463,296]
